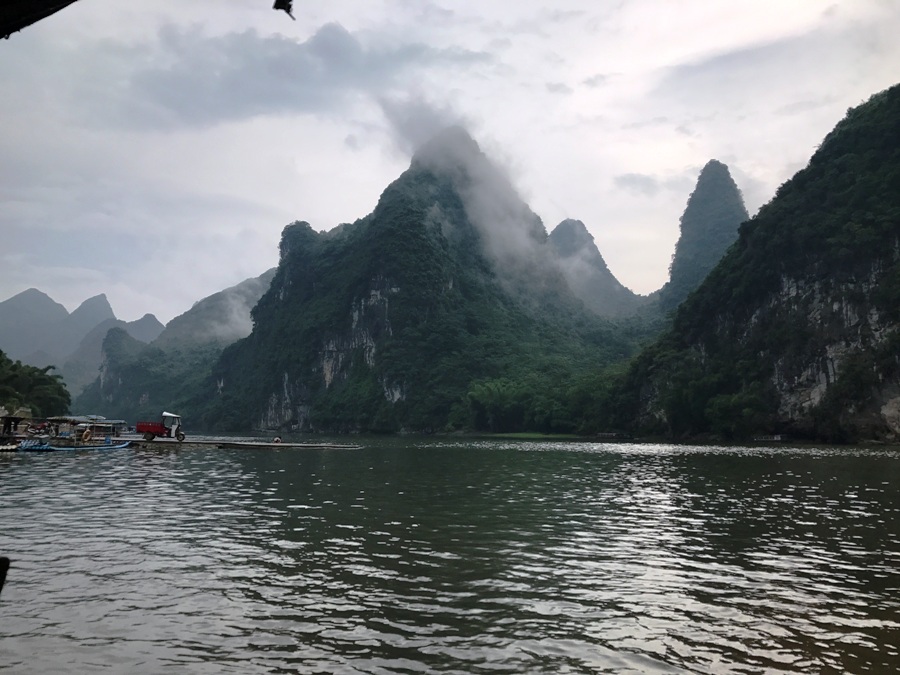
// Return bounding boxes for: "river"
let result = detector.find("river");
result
[1,439,898,674]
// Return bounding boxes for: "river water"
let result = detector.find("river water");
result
[1,439,898,674]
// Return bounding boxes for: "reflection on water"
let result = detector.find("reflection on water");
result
[1,440,899,673]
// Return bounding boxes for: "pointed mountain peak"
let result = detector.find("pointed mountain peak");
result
[547,219,643,318]
[412,125,481,167]
[658,159,749,310]
[700,158,728,174]
[689,159,738,197]
[0,287,67,312]
[72,294,115,321]
[548,219,600,258]
[126,313,165,343]
[677,159,747,238]
[16,288,55,301]
[410,126,490,186]
[400,125,546,264]
[0,288,70,361]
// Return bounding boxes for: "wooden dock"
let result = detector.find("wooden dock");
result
[127,437,361,450]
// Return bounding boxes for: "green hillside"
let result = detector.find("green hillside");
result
[656,159,749,312]
[608,84,900,442]
[73,270,274,422]
[201,129,634,433]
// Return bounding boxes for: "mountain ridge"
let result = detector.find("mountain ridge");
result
[547,218,645,317]
[656,159,749,311]
[608,83,900,441]
[197,127,633,433]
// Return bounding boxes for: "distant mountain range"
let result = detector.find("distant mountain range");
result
[9,95,833,439]
[0,268,276,398]
[153,269,277,349]
[0,290,163,395]
[547,218,647,317]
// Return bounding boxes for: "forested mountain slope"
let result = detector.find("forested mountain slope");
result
[59,314,165,397]
[656,160,749,312]
[201,128,632,433]
[612,84,900,442]
[74,270,276,421]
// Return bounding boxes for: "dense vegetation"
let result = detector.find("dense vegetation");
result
[200,145,640,433]
[657,160,749,312]
[66,83,900,441]
[65,131,760,436]
[0,348,70,418]
[602,84,900,441]
[72,270,275,422]
[75,328,223,422]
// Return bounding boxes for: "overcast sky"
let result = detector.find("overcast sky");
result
[1,0,898,322]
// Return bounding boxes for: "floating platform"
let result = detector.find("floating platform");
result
[215,441,361,450]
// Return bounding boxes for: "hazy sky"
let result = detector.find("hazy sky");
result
[1,0,898,322]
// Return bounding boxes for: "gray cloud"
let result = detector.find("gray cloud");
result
[621,116,673,130]
[2,0,898,315]
[775,95,840,117]
[651,15,899,109]
[379,95,471,157]
[613,172,695,198]
[546,82,572,94]
[70,22,489,129]
[582,73,609,88]
[614,173,661,196]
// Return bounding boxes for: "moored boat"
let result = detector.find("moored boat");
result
[16,439,133,452]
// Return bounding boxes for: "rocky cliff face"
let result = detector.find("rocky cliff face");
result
[206,128,625,433]
[767,263,899,435]
[625,84,900,442]
[252,270,399,432]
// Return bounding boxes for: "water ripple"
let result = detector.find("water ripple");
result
[1,441,899,673]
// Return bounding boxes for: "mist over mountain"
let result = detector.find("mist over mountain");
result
[187,126,631,433]
[75,268,278,420]
[153,268,277,349]
[25,294,116,367]
[656,160,749,311]
[11,80,899,442]
[409,126,582,316]
[548,219,645,317]
[607,83,900,442]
